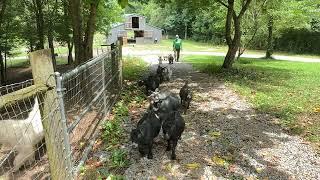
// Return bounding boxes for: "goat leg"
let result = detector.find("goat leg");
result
[171,139,178,160]
[147,143,153,159]
[13,145,35,172]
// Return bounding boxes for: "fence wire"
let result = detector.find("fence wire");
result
[61,45,121,174]
[0,82,50,179]
[0,44,122,179]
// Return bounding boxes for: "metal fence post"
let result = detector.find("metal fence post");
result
[55,72,74,177]
[102,56,107,116]
[111,43,117,93]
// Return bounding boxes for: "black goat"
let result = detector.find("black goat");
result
[179,81,192,114]
[138,74,161,95]
[162,111,185,160]
[130,110,161,159]
[168,54,174,64]
[149,91,181,122]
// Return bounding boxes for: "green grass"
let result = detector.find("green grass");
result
[122,56,148,81]
[184,55,320,144]
[124,39,320,60]
[125,39,223,52]
[6,57,68,68]
[94,57,148,178]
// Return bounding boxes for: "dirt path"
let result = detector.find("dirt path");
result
[124,59,320,179]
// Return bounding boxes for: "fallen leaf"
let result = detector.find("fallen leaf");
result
[212,156,227,166]
[165,163,173,172]
[209,131,221,138]
[157,176,167,180]
[314,107,320,112]
[256,167,263,173]
[185,163,201,169]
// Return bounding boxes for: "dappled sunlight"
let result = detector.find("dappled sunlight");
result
[123,61,320,179]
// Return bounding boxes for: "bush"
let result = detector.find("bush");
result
[274,28,320,54]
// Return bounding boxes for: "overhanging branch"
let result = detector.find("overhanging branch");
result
[238,0,252,18]
[216,0,229,8]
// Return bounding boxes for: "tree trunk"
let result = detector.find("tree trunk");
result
[67,41,73,65]
[223,45,238,68]
[184,22,187,40]
[69,0,84,65]
[83,0,100,60]
[29,37,35,52]
[0,51,4,85]
[266,15,273,59]
[48,26,56,70]
[4,50,7,80]
[35,0,45,50]
[217,0,252,69]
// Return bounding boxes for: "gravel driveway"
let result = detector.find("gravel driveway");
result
[123,57,320,180]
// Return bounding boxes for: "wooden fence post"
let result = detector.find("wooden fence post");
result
[30,49,73,180]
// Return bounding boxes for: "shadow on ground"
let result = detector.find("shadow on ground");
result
[124,62,320,179]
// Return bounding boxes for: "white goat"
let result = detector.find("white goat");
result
[0,97,44,171]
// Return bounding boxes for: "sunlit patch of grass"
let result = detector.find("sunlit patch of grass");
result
[184,55,320,145]
[7,57,68,68]
[122,56,148,81]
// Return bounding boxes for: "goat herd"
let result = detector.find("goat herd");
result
[0,54,192,175]
[131,54,193,160]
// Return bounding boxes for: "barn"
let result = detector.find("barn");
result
[106,14,163,45]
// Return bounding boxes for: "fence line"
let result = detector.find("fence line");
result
[0,39,123,179]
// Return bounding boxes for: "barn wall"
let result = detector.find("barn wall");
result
[145,24,163,43]
[106,24,125,45]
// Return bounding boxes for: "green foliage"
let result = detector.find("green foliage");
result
[275,28,320,54]
[102,118,123,145]
[123,57,148,81]
[184,55,320,143]
[96,0,124,35]
[110,149,129,168]
[113,100,129,117]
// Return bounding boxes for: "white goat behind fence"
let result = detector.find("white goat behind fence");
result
[0,97,43,172]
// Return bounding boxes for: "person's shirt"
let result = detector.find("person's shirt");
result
[173,38,182,50]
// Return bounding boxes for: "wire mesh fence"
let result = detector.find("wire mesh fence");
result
[0,83,57,179]
[0,43,122,179]
[0,80,34,96]
[61,45,122,174]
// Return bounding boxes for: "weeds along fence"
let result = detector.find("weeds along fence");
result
[0,41,123,179]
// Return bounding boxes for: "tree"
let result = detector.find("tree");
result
[0,0,23,85]
[215,0,252,69]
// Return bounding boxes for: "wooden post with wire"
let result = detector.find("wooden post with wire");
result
[30,49,73,180]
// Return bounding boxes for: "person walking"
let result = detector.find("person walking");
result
[173,35,182,61]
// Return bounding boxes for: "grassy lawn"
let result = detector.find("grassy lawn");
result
[184,55,320,147]
[7,57,68,68]
[122,56,148,81]
[124,39,320,60]
[124,39,224,52]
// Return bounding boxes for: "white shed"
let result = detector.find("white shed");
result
[106,14,163,45]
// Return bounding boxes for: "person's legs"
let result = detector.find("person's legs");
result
[176,49,180,61]
[174,49,177,61]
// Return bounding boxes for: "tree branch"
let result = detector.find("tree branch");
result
[215,0,229,8]
[238,0,252,18]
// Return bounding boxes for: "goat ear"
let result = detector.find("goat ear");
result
[138,129,144,139]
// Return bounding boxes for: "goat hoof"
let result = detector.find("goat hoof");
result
[147,154,153,159]
[171,154,176,160]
